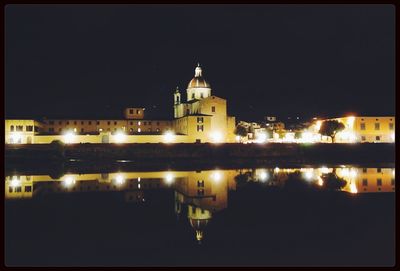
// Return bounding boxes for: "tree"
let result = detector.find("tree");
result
[234,125,248,139]
[320,173,347,191]
[319,120,345,143]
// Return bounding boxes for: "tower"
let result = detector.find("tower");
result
[174,86,181,105]
[186,63,212,102]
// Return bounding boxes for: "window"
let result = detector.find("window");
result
[197,180,204,187]
[201,209,205,214]
[49,127,54,132]
[200,93,204,98]
[197,189,204,196]
[362,179,368,186]
[107,121,111,125]
[26,125,33,132]
[361,136,366,141]
[66,121,69,125]
[74,121,77,125]
[136,110,140,114]
[375,123,380,130]
[377,178,382,186]
[129,109,133,114]
[15,187,22,192]
[97,121,100,125]
[391,179,395,186]
[362,168,367,173]
[144,122,147,125]
[377,168,381,173]
[360,123,365,130]
[81,121,84,125]
[130,121,133,125]
[59,121,62,125]
[10,125,14,131]
[197,117,203,123]
[25,186,32,192]
[9,187,13,193]
[149,121,152,125]
[157,122,160,126]
[186,109,190,115]
[212,106,216,113]
[114,121,117,125]
[197,125,204,132]
[389,123,394,130]
[49,121,54,125]
[16,125,23,131]
[81,128,84,133]
[89,121,92,125]
[192,93,195,99]
[376,136,381,141]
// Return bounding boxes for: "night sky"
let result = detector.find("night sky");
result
[5,4,395,121]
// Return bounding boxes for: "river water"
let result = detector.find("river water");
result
[5,164,395,266]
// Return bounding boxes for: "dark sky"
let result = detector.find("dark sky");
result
[5,4,395,121]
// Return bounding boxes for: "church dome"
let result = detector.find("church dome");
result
[187,64,211,89]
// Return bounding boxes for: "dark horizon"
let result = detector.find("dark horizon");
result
[5,4,395,121]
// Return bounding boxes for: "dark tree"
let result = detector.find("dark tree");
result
[320,173,347,191]
[234,125,248,139]
[319,120,345,143]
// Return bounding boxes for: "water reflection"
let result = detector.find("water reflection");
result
[5,167,395,243]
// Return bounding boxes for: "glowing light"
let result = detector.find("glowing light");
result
[303,170,314,180]
[235,135,241,142]
[210,131,223,143]
[138,183,141,189]
[316,120,322,131]
[349,182,358,194]
[259,171,268,182]
[138,128,141,133]
[255,132,268,144]
[165,173,174,184]
[212,171,222,182]
[347,116,355,128]
[350,168,357,178]
[63,176,76,188]
[114,131,126,143]
[317,176,323,186]
[164,131,174,143]
[274,167,280,173]
[320,167,330,174]
[63,131,75,144]
[138,177,141,182]
[391,132,395,142]
[115,174,125,185]
[302,132,314,143]
[10,177,21,187]
[10,132,22,144]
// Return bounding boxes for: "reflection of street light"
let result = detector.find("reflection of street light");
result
[210,131,223,143]
[259,171,268,182]
[115,174,125,185]
[303,171,313,180]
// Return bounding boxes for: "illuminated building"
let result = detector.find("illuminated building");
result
[5,64,236,144]
[310,116,395,143]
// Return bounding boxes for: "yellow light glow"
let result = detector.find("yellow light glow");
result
[114,131,126,143]
[165,173,174,184]
[320,167,330,174]
[316,120,322,131]
[63,131,75,144]
[303,171,313,180]
[350,168,357,178]
[274,167,280,173]
[347,116,355,128]
[10,132,23,144]
[63,176,76,188]
[255,132,268,144]
[391,132,395,142]
[115,174,125,185]
[210,131,223,143]
[349,182,358,194]
[10,177,21,188]
[164,131,174,143]
[301,132,314,143]
[212,171,222,182]
[259,171,268,182]
[317,176,323,186]
[235,135,241,142]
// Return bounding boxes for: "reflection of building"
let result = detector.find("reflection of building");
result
[310,116,395,143]
[5,64,236,144]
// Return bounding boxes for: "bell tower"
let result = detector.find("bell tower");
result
[173,86,181,118]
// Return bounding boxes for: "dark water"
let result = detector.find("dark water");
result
[5,165,395,266]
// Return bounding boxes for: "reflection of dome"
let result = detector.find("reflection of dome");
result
[187,64,211,89]
[187,204,212,244]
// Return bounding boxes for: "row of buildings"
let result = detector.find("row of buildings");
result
[6,167,395,242]
[4,64,395,144]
